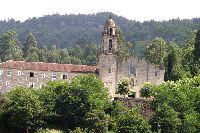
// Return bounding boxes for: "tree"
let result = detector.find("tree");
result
[0,30,23,61]
[38,80,70,123]
[150,76,200,132]
[84,109,110,133]
[117,78,130,97]
[150,103,181,133]
[26,51,39,62]
[23,32,39,61]
[116,108,152,133]
[145,37,167,64]
[111,101,127,119]
[164,42,186,81]
[54,74,111,128]
[116,28,132,61]
[37,47,48,62]
[47,45,61,63]
[0,87,45,132]
[181,31,195,77]
[193,29,200,62]
[191,29,200,76]
[140,82,154,98]
[109,101,128,131]
[60,48,71,64]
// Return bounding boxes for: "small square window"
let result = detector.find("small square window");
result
[0,70,3,75]
[52,74,56,80]
[41,73,45,78]
[62,74,68,79]
[29,82,34,88]
[18,71,23,76]
[30,72,34,77]
[7,70,11,76]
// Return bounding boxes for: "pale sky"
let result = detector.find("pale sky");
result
[0,0,200,22]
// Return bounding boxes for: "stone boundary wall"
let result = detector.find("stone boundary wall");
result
[114,97,153,118]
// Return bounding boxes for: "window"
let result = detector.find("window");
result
[29,82,34,88]
[6,81,11,87]
[52,74,57,80]
[18,71,23,76]
[108,67,112,73]
[7,70,11,76]
[155,71,158,77]
[110,28,113,35]
[109,39,112,50]
[129,65,136,76]
[30,72,34,77]
[41,73,45,78]
[0,70,3,75]
[62,74,68,79]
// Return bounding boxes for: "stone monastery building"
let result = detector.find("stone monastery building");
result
[0,17,164,98]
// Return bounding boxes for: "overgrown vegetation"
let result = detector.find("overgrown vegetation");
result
[0,74,200,133]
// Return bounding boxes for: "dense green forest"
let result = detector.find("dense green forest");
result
[0,12,200,48]
[0,22,200,81]
[0,74,199,133]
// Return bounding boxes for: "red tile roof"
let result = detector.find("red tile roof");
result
[0,60,98,73]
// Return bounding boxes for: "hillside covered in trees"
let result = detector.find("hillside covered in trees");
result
[0,12,200,48]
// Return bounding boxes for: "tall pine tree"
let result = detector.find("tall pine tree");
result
[23,32,39,61]
[0,30,23,62]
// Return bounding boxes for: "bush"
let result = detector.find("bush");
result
[150,103,181,133]
[115,108,151,133]
[117,78,130,97]
[140,82,154,98]
[83,109,110,133]
[0,87,45,131]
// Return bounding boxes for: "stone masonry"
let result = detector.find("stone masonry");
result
[98,16,164,98]
[0,61,97,93]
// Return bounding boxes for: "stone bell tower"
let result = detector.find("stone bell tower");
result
[99,16,118,97]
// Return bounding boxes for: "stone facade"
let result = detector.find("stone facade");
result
[0,17,164,98]
[99,16,164,98]
[0,61,97,93]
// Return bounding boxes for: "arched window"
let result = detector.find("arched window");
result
[129,65,136,76]
[109,39,112,50]
[110,28,113,35]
